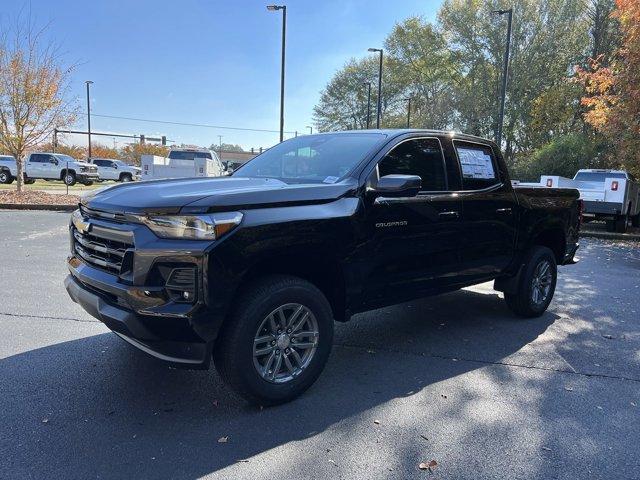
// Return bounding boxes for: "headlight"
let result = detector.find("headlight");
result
[142,212,243,240]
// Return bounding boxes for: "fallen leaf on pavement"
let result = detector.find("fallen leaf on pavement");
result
[541,446,552,452]
[420,434,428,441]
[42,418,49,424]
[419,460,438,471]
[564,387,574,391]
[374,420,380,425]
[602,334,614,340]
[218,436,229,443]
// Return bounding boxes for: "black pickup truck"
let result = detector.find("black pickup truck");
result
[65,130,581,404]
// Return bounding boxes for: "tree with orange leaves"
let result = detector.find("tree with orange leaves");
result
[576,0,640,176]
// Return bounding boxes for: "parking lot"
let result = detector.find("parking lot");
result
[1,209,639,479]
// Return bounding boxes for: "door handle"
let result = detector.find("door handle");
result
[438,211,460,219]
[496,208,512,214]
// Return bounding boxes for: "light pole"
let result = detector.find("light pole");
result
[85,80,94,159]
[306,125,313,134]
[218,135,223,160]
[404,97,412,128]
[267,5,287,143]
[363,82,372,129]
[368,48,383,129]
[493,8,513,149]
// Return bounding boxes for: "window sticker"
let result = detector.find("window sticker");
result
[457,147,496,180]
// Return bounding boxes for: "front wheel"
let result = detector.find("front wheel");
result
[63,171,76,186]
[120,173,132,182]
[504,246,557,318]
[214,275,334,405]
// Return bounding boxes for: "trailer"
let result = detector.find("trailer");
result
[514,169,640,233]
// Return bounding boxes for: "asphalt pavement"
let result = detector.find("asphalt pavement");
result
[1,210,639,480]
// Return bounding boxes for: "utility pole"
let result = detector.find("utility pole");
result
[493,8,513,148]
[405,97,412,128]
[368,48,383,128]
[267,5,287,142]
[85,81,94,159]
[218,135,223,160]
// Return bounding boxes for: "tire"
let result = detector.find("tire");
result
[213,275,334,406]
[615,214,628,233]
[63,171,76,186]
[0,170,12,184]
[504,246,557,318]
[120,173,132,182]
[23,176,35,185]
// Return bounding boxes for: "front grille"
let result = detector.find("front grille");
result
[72,227,133,274]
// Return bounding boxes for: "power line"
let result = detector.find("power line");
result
[72,112,297,135]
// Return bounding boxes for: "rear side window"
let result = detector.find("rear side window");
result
[378,138,447,191]
[454,142,499,190]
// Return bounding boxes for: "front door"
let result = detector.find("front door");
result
[361,137,463,306]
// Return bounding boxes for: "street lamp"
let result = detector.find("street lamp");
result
[306,125,313,134]
[85,80,94,159]
[267,5,287,143]
[363,82,372,129]
[368,48,383,129]
[493,8,513,149]
[404,97,412,128]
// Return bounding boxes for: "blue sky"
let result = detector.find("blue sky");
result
[5,0,442,150]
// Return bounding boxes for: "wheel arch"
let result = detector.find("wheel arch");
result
[60,168,76,180]
[229,248,347,323]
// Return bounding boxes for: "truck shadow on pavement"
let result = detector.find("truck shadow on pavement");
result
[1,288,557,479]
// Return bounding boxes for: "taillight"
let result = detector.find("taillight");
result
[546,178,553,187]
[611,181,618,191]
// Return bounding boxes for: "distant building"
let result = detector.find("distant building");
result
[219,150,259,169]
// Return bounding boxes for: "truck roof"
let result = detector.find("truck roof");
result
[315,129,496,146]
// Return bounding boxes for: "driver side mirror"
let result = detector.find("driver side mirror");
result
[51,158,58,165]
[113,164,118,169]
[373,174,422,198]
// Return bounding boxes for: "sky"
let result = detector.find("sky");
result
[4,0,442,151]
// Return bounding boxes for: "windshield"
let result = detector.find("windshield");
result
[54,154,76,162]
[574,172,627,182]
[235,133,386,183]
[168,150,212,160]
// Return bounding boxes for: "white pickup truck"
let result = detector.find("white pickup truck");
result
[89,158,141,182]
[1,152,99,186]
[140,148,226,181]
[515,169,640,232]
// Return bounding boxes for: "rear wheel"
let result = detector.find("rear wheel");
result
[0,170,13,184]
[120,173,132,182]
[504,246,557,318]
[214,275,334,405]
[614,214,628,233]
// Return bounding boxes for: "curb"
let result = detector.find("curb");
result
[0,203,76,212]
[581,229,640,241]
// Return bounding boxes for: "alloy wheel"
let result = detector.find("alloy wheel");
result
[253,303,319,384]
[531,259,553,305]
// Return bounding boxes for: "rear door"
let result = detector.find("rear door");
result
[26,154,44,178]
[362,136,463,305]
[453,140,517,280]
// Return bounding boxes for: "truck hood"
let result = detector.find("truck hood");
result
[81,176,357,214]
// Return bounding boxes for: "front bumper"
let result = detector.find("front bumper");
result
[65,272,211,367]
[77,172,100,182]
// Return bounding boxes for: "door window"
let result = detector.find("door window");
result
[454,142,499,191]
[378,138,447,191]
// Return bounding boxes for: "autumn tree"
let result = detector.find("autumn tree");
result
[0,17,78,192]
[119,143,169,166]
[577,0,640,177]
